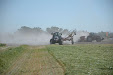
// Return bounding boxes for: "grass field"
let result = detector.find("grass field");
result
[0,44,113,75]
[47,44,113,75]
[0,45,28,74]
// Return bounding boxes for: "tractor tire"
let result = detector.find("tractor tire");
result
[87,36,92,42]
[59,40,63,45]
[50,39,52,44]
[50,39,54,44]
[71,39,74,44]
[96,38,101,42]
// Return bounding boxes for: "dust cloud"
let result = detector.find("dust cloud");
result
[0,30,89,45]
[73,31,89,42]
[0,32,51,45]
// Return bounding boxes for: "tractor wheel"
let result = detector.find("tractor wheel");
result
[50,39,54,44]
[50,39,52,44]
[59,40,63,45]
[87,36,92,42]
[96,38,101,42]
[71,39,74,44]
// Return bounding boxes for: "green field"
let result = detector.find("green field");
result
[0,45,28,74]
[0,44,113,75]
[47,44,113,75]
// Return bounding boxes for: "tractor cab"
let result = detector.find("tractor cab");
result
[50,32,63,45]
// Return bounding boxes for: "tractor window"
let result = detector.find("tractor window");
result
[58,33,61,36]
[53,32,61,36]
[53,33,57,36]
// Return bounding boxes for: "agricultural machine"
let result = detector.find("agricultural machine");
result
[50,31,76,45]
[79,33,104,42]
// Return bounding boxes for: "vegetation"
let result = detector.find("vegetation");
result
[15,26,71,35]
[47,44,113,75]
[0,43,6,47]
[15,26,113,37]
[0,44,113,75]
[96,31,113,38]
[0,45,28,74]
[0,46,64,75]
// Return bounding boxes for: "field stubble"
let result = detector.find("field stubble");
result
[0,45,64,75]
[47,44,113,75]
[0,44,113,75]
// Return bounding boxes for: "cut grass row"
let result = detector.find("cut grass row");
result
[0,45,64,75]
[0,45,28,74]
[47,44,113,75]
[5,47,63,75]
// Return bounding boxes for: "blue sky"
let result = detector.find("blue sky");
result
[0,0,113,32]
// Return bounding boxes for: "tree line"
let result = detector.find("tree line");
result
[15,26,113,38]
[15,26,71,35]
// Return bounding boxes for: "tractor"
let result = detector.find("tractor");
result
[79,33,104,42]
[50,31,76,45]
[50,32,63,45]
